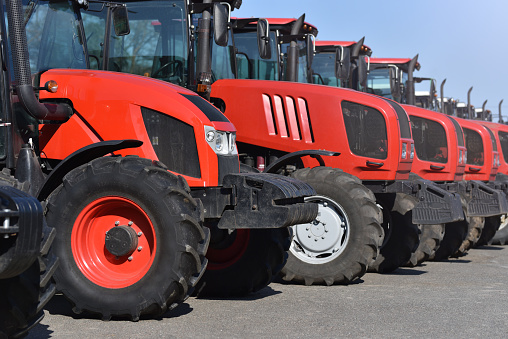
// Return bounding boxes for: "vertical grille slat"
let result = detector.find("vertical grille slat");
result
[285,97,301,141]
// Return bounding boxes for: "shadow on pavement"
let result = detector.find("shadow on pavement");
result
[193,285,282,301]
[382,267,427,276]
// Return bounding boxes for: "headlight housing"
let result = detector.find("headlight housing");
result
[204,126,237,155]
[401,142,407,159]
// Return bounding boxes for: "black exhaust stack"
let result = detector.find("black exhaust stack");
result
[467,86,473,119]
[405,54,419,105]
[5,0,72,121]
[499,100,504,124]
[286,14,305,82]
[440,79,446,113]
[481,100,488,121]
[196,0,213,100]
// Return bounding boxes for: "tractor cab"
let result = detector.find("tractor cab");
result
[233,16,317,83]
[312,39,372,91]
[367,57,420,104]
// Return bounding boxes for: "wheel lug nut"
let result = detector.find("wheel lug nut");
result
[322,236,325,239]
[306,227,310,231]
[115,221,120,226]
[308,235,311,238]
[323,202,328,207]
[314,238,318,242]
[128,256,133,261]
[128,221,133,226]
[137,246,143,251]
[137,232,143,237]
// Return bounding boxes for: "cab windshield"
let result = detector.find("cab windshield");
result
[234,30,279,80]
[23,0,87,75]
[366,68,408,101]
[82,0,189,86]
[312,52,340,87]
[280,39,309,83]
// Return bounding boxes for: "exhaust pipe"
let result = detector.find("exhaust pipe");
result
[440,79,446,113]
[500,99,504,124]
[405,54,419,105]
[467,86,473,119]
[5,0,72,121]
[286,14,305,82]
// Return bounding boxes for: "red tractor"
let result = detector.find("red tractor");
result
[15,0,320,321]
[366,57,508,254]
[215,16,463,275]
[78,4,464,283]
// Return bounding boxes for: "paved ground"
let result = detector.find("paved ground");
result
[27,245,508,338]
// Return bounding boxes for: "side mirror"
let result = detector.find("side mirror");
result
[306,34,315,71]
[257,19,271,60]
[335,46,350,81]
[213,3,229,47]
[357,56,368,89]
[389,66,402,100]
[112,6,130,36]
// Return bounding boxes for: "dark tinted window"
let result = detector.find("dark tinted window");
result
[410,116,447,163]
[341,101,387,160]
[463,128,484,166]
[499,131,508,163]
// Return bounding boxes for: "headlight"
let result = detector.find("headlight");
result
[204,126,237,155]
[464,150,467,164]
[459,150,463,164]
[410,143,414,159]
[401,142,407,159]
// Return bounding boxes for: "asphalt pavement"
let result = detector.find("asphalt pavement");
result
[26,245,508,338]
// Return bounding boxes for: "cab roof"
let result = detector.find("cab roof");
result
[315,40,372,56]
[232,17,318,37]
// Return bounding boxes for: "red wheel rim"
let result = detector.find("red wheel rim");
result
[206,229,250,270]
[71,196,156,289]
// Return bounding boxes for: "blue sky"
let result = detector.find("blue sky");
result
[234,0,508,120]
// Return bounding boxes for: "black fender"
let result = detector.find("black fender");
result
[37,140,142,201]
[264,150,339,174]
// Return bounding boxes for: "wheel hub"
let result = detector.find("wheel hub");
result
[290,196,350,264]
[105,224,138,257]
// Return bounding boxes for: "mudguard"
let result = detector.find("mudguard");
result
[216,172,317,229]
[410,177,463,224]
[464,181,508,217]
[37,140,142,201]
[0,185,43,279]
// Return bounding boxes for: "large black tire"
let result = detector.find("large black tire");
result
[452,216,484,257]
[475,215,501,247]
[279,167,383,285]
[405,224,445,267]
[0,176,57,338]
[45,156,208,320]
[431,218,468,261]
[490,215,508,245]
[194,227,290,297]
[369,194,420,273]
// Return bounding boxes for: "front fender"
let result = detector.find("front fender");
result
[38,140,142,201]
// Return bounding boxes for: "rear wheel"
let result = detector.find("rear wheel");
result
[475,215,501,247]
[490,214,508,245]
[194,227,290,297]
[46,156,208,320]
[452,216,484,257]
[369,194,420,273]
[405,224,445,267]
[280,167,383,285]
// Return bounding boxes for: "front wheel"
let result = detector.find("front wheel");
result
[490,214,508,245]
[46,156,208,320]
[280,167,383,285]
[405,224,445,267]
[475,215,501,247]
[369,194,420,273]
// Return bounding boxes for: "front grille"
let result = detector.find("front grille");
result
[410,115,447,163]
[141,107,201,178]
[217,154,239,184]
[341,100,387,160]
